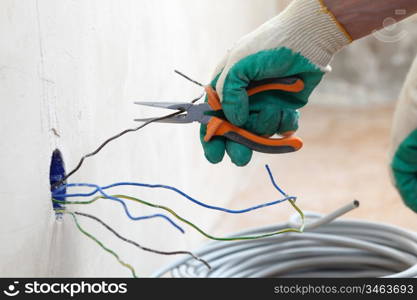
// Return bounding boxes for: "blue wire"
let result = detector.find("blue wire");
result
[56,182,185,234]
[265,164,288,197]
[52,165,295,214]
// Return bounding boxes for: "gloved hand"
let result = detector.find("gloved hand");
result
[390,56,417,213]
[201,0,352,166]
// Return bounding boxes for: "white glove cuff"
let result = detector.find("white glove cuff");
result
[275,0,352,70]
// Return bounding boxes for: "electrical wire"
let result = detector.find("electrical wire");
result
[52,164,303,240]
[52,165,296,214]
[117,194,304,241]
[54,187,185,233]
[52,164,301,274]
[51,71,205,189]
[265,164,288,196]
[53,193,304,242]
[61,210,138,278]
[174,70,204,88]
[55,182,294,213]
[51,110,185,190]
[152,201,417,278]
[72,211,211,270]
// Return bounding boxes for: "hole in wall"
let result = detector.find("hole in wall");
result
[50,149,66,214]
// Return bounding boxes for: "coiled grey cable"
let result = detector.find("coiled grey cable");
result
[153,201,417,278]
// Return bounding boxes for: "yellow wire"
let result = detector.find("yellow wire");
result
[63,210,138,278]
[53,194,305,241]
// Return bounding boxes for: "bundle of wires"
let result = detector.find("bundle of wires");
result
[153,202,417,278]
[52,165,305,277]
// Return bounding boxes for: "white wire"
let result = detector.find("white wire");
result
[152,201,417,278]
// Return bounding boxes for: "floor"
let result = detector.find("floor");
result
[211,104,417,236]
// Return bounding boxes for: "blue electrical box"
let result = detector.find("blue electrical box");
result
[50,149,66,212]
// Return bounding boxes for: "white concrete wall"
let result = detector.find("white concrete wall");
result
[0,0,279,277]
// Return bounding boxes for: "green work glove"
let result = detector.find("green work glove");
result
[200,75,302,166]
[390,56,417,213]
[200,0,352,166]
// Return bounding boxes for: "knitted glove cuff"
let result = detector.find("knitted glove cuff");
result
[273,0,352,70]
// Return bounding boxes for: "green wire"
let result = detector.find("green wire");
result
[59,210,138,278]
[53,195,305,241]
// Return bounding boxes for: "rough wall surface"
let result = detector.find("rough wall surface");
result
[0,0,279,277]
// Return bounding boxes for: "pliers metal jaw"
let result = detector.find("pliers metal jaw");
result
[134,77,305,154]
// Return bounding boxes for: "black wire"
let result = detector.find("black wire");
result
[51,110,185,189]
[51,71,205,189]
[73,211,211,270]
[174,70,204,87]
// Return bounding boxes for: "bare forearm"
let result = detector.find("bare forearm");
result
[323,0,417,40]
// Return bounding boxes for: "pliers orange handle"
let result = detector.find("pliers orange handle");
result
[203,77,304,154]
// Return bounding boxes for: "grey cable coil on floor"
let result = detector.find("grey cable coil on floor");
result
[153,201,417,278]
